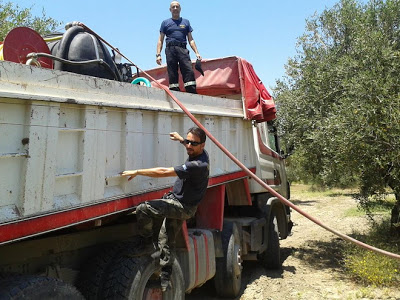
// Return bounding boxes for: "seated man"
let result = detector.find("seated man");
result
[120,127,209,291]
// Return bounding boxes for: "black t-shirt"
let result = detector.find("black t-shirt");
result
[173,150,209,207]
[160,17,193,44]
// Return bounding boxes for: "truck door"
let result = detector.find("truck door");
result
[250,122,288,198]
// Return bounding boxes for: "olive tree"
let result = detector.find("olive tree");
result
[0,1,60,40]
[275,0,400,230]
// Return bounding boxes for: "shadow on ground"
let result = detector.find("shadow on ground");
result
[289,199,317,206]
[328,192,358,198]
[186,260,280,300]
[284,237,346,272]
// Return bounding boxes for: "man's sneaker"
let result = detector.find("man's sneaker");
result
[161,280,171,292]
[160,268,172,292]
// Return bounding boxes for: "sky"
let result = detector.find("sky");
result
[11,0,353,91]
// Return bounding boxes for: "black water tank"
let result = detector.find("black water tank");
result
[50,25,120,80]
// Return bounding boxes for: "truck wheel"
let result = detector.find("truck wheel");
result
[0,275,84,299]
[258,213,281,269]
[214,221,242,298]
[103,255,185,300]
[76,241,136,299]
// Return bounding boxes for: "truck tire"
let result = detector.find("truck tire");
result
[103,255,185,300]
[76,241,136,299]
[214,221,242,298]
[258,213,281,269]
[0,275,84,299]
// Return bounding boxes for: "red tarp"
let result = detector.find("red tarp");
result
[137,56,276,122]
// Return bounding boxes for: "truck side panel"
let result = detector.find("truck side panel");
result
[0,62,260,243]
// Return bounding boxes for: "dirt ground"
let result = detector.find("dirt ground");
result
[186,185,400,300]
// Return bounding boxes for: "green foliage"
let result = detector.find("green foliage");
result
[275,0,400,214]
[0,1,60,40]
[344,217,400,286]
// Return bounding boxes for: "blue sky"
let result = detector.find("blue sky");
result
[12,0,358,91]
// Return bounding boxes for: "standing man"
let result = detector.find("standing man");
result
[156,1,202,93]
[120,127,209,290]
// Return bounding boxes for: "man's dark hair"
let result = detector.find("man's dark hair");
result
[187,127,206,143]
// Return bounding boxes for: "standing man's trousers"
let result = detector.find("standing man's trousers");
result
[165,45,197,94]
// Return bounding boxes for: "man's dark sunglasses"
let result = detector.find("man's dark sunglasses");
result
[183,139,202,146]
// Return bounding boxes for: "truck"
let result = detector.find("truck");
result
[0,24,292,299]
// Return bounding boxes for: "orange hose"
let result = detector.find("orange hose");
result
[151,84,400,261]
[79,23,400,261]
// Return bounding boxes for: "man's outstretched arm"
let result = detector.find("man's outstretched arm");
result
[120,167,176,181]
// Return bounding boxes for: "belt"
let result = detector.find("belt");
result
[162,192,197,216]
[163,192,178,200]
[166,42,186,48]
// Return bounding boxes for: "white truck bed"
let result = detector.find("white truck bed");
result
[0,61,258,235]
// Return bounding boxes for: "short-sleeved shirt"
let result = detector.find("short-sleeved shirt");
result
[160,17,193,44]
[173,150,209,207]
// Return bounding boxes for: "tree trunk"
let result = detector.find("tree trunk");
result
[390,193,400,235]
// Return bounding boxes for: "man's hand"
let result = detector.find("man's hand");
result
[196,54,202,61]
[170,132,183,142]
[156,56,162,65]
[120,170,138,181]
